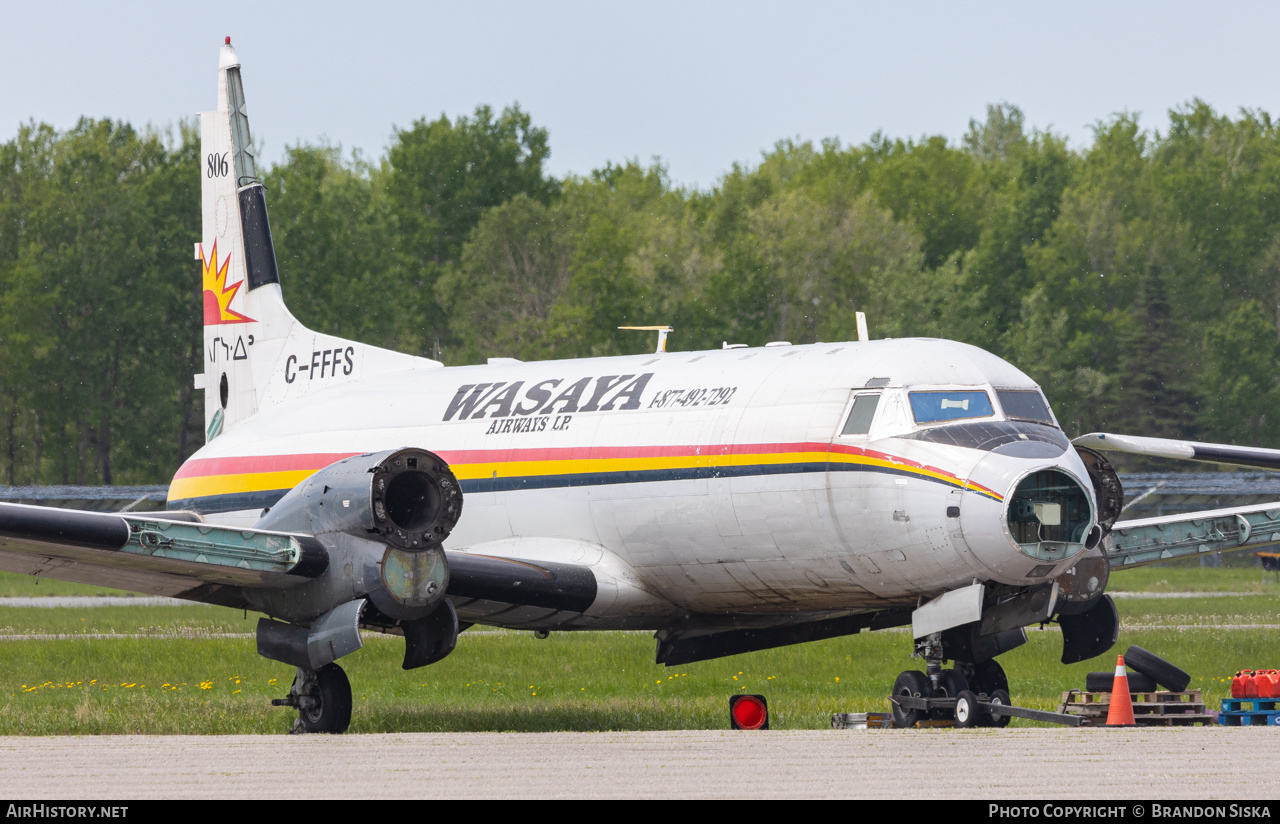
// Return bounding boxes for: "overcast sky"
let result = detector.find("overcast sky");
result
[7,1,1280,190]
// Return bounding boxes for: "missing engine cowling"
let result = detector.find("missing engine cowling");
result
[1074,445,1123,539]
[258,447,462,551]
[369,449,463,550]
[252,448,463,626]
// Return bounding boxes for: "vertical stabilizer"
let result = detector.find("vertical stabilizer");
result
[194,38,439,444]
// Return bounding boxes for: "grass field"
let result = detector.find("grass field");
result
[0,568,1276,734]
[1,563,1270,598]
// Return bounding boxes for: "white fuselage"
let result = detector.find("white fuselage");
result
[170,337,1095,629]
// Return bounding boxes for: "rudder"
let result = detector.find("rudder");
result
[194,38,438,444]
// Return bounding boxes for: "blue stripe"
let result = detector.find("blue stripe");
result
[169,488,289,514]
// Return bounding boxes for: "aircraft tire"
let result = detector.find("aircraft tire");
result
[987,689,1012,728]
[969,659,1009,697]
[891,670,928,729]
[296,663,353,734]
[1123,645,1190,692]
[1085,670,1157,693]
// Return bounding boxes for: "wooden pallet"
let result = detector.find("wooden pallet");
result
[1059,689,1214,726]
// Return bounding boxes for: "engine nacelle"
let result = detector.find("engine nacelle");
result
[252,448,463,622]
[259,447,462,550]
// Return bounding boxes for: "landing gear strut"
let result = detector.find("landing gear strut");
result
[272,662,353,734]
[889,633,1009,728]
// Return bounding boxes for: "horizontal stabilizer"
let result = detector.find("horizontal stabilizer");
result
[1073,432,1280,472]
[0,502,327,591]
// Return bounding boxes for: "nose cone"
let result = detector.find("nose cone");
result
[959,450,1096,584]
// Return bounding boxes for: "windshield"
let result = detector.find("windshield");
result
[997,390,1055,425]
[908,390,994,424]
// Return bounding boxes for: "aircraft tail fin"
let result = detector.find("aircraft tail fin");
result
[195,38,438,444]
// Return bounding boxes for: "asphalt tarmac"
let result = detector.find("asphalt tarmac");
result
[1,728,1277,799]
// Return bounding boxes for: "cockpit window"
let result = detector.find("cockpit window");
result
[840,393,881,436]
[997,390,1055,425]
[908,391,994,424]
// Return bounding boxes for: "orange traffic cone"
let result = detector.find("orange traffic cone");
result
[1105,655,1136,726]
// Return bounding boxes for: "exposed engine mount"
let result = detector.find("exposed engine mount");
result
[1074,445,1123,539]
[252,448,463,625]
[251,448,465,684]
[260,447,462,550]
[1054,445,1122,616]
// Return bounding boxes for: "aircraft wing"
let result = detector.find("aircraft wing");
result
[1072,432,1280,568]
[0,502,327,605]
[0,501,605,620]
[1106,500,1280,569]
[1073,432,1280,471]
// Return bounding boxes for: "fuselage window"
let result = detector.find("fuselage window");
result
[996,390,1055,425]
[840,393,881,436]
[908,390,994,424]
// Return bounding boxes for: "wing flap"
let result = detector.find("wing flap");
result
[1108,500,1280,568]
[0,502,327,589]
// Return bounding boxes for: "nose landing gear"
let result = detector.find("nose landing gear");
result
[272,662,353,734]
[889,632,1010,728]
[890,666,1011,728]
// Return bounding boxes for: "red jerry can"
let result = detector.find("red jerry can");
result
[1232,670,1256,698]
[1255,670,1280,698]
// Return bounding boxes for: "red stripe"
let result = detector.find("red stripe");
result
[172,452,360,479]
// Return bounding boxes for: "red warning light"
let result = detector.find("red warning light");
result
[730,694,769,730]
[225,36,232,45]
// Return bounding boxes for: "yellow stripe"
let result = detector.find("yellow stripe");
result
[169,469,315,501]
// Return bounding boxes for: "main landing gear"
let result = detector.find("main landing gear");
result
[890,635,1012,729]
[272,663,353,734]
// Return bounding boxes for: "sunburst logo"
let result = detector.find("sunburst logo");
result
[200,241,255,325]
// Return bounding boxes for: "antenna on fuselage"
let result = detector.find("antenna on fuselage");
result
[619,326,674,354]
[856,312,869,342]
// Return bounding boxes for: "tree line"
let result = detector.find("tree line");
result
[3,100,1280,485]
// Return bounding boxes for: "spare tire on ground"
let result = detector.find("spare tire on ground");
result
[1085,670,1158,693]
[1122,645,1191,691]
